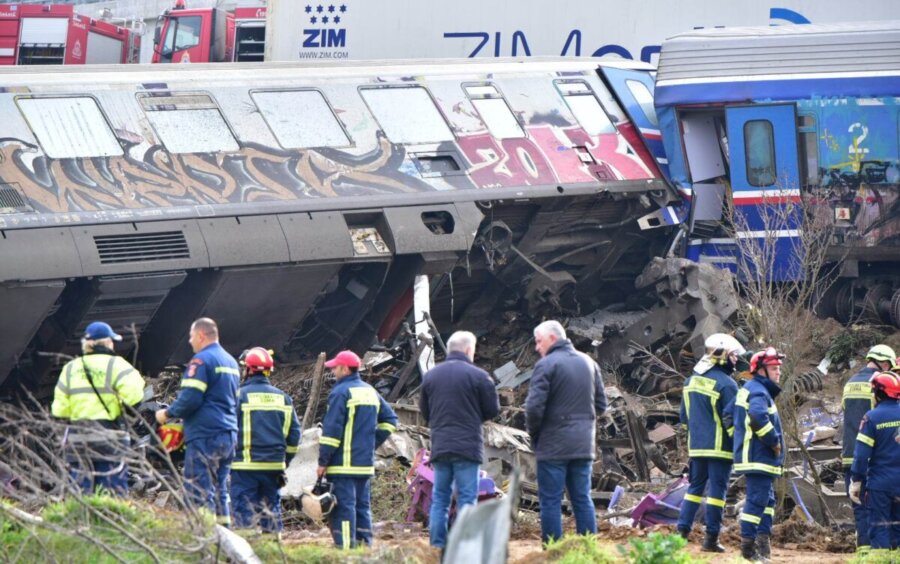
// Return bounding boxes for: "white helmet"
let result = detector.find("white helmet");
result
[695,333,745,374]
[705,333,746,358]
[300,478,337,520]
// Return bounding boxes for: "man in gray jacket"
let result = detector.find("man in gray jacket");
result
[525,320,607,544]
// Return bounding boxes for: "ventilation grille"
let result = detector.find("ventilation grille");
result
[95,232,190,264]
[0,184,31,212]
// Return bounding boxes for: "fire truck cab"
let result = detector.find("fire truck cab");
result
[152,0,265,64]
[0,3,139,65]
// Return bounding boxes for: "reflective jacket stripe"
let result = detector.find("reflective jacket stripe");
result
[857,433,875,447]
[181,379,208,392]
[707,497,726,508]
[688,449,732,459]
[740,513,761,524]
[377,422,397,432]
[734,462,783,475]
[232,461,285,471]
[326,465,374,475]
[320,437,341,447]
[215,366,240,375]
[756,422,774,437]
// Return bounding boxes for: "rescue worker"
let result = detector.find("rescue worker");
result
[156,318,240,526]
[732,347,785,562]
[231,347,302,534]
[676,333,745,552]
[849,371,900,553]
[841,344,895,554]
[52,321,145,495]
[317,350,398,549]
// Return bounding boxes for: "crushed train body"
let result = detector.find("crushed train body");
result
[0,58,679,396]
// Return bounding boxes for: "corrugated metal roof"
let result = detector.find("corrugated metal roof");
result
[657,21,900,84]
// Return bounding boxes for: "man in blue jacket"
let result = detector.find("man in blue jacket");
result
[317,350,398,549]
[731,347,786,562]
[841,344,895,554]
[420,331,500,551]
[156,318,240,526]
[676,333,744,552]
[231,347,302,534]
[525,320,607,545]
[849,370,900,554]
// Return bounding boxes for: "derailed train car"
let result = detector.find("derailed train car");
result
[655,22,900,326]
[0,58,679,395]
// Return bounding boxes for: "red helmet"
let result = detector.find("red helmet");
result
[240,347,274,374]
[158,422,184,452]
[750,347,785,373]
[871,371,900,400]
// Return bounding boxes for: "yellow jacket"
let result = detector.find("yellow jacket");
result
[51,351,145,421]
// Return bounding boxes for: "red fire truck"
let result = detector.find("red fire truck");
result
[152,0,265,64]
[0,3,139,65]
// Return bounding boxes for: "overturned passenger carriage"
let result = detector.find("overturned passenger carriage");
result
[656,22,900,326]
[0,59,678,396]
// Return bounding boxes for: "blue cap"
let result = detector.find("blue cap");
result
[84,321,122,342]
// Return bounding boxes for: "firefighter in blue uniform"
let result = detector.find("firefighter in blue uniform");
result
[841,344,895,554]
[676,334,744,552]
[156,318,240,526]
[231,347,302,533]
[849,370,900,554]
[732,347,785,562]
[317,350,398,549]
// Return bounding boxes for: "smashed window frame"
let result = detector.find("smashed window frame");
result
[137,92,240,154]
[15,95,123,159]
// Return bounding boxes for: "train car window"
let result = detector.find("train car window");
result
[554,81,616,136]
[743,120,776,187]
[16,97,123,159]
[251,90,350,149]
[625,80,659,126]
[463,84,524,139]
[138,93,239,154]
[798,114,818,187]
[360,86,454,144]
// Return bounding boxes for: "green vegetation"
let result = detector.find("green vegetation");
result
[827,325,887,366]
[619,532,704,564]
[0,494,214,563]
[544,534,619,563]
[850,549,900,564]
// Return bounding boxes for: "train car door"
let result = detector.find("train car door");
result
[600,67,669,178]
[725,104,802,280]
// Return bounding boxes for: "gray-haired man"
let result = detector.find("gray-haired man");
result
[420,331,500,550]
[525,320,607,544]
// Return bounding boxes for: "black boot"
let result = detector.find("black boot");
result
[677,527,690,540]
[701,531,726,553]
[756,534,771,561]
[741,537,760,561]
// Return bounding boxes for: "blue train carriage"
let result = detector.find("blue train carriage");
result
[655,21,900,327]
[0,58,678,396]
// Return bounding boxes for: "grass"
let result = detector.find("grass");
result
[0,494,215,563]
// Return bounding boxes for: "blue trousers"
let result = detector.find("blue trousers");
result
[70,458,128,496]
[740,473,776,539]
[231,470,283,532]
[866,488,900,550]
[184,434,235,525]
[537,459,596,544]
[677,458,731,535]
[329,476,372,549]
[845,470,871,551]
[429,457,480,548]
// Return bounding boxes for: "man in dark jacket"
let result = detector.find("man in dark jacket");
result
[525,320,607,544]
[231,347,302,534]
[420,331,500,550]
[841,344,895,554]
[156,318,240,526]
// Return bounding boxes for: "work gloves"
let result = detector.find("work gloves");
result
[848,481,862,505]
